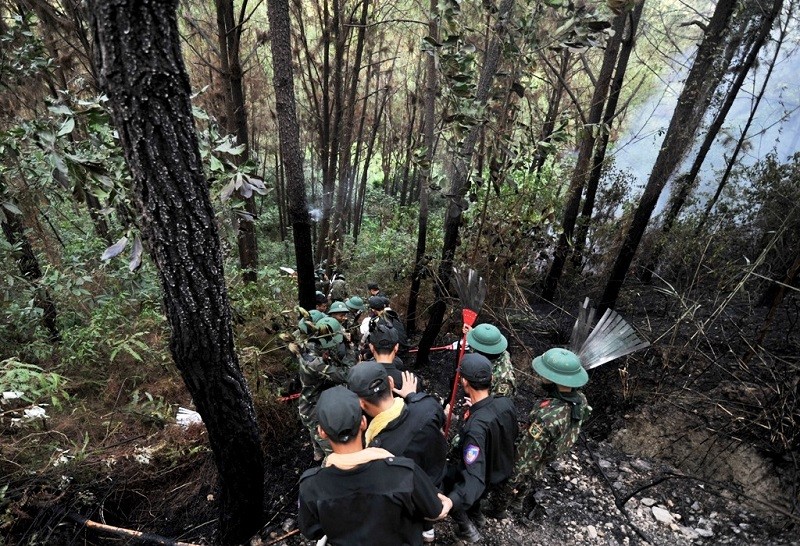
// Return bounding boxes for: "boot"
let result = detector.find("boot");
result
[451,510,482,543]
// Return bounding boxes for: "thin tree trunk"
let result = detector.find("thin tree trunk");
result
[268,0,317,310]
[696,1,792,235]
[599,0,738,311]
[640,0,782,283]
[573,2,645,268]
[406,0,437,335]
[89,2,264,543]
[530,49,570,176]
[541,11,627,301]
[417,0,516,365]
[0,201,59,341]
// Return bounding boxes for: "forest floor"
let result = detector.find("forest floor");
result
[2,285,798,545]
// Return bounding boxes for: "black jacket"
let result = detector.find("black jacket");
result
[298,456,443,545]
[446,395,517,511]
[368,392,447,486]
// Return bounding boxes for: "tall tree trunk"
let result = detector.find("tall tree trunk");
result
[216,0,258,283]
[417,0,515,365]
[406,0,437,335]
[541,11,627,301]
[353,76,388,243]
[89,2,264,543]
[268,0,317,310]
[696,0,792,235]
[640,0,782,283]
[599,0,738,311]
[573,2,645,268]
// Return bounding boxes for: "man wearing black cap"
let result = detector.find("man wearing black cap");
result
[348,362,447,543]
[444,354,517,543]
[298,386,452,545]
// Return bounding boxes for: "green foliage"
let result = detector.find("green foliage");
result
[125,389,175,427]
[0,357,69,409]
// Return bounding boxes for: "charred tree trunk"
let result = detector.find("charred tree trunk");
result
[406,0,437,335]
[573,2,645,267]
[641,0,781,283]
[541,11,627,301]
[599,0,738,311]
[89,2,264,543]
[0,203,59,341]
[268,0,317,310]
[417,0,515,365]
[216,0,258,283]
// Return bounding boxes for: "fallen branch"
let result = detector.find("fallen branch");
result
[66,511,201,546]
[265,528,300,545]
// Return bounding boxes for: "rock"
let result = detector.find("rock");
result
[691,501,701,511]
[652,506,675,525]
[587,525,598,539]
[696,527,714,538]
[630,458,652,472]
[619,464,634,474]
[598,458,613,469]
[613,481,625,490]
[641,497,657,507]
[679,525,699,540]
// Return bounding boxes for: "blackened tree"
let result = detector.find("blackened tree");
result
[88,1,264,543]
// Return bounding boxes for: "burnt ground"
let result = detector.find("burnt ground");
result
[3,288,798,546]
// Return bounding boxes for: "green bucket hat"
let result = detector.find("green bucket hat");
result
[345,296,366,312]
[298,309,327,334]
[467,324,508,355]
[532,348,588,388]
[314,316,344,349]
[329,301,349,314]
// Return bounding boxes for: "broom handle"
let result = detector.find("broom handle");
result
[444,333,467,437]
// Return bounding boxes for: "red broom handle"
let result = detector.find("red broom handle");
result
[443,308,478,437]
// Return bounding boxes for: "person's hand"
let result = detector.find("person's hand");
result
[429,494,453,520]
[462,396,472,408]
[393,371,418,398]
[462,323,472,335]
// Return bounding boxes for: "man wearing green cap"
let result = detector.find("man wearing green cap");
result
[464,323,516,397]
[297,317,356,461]
[298,386,452,545]
[503,347,592,517]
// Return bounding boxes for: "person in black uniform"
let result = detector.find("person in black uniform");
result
[444,354,518,543]
[348,362,447,543]
[361,317,416,391]
[298,386,452,545]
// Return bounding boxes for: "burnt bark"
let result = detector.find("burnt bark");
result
[268,0,317,310]
[417,0,515,365]
[1,205,59,341]
[599,0,738,311]
[88,1,264,543]
[541,11,627,301]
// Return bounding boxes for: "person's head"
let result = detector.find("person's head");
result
[368,295,386,314]
[298,309,327,334]
[315,291,329,311]
[328,301,349,323]
[460,353,492,392]
[345,296,366,314]
[313,316,344,349]
[367,282,380,296]
[368,318,399,358]
[347,361,393,416]
[317,386,365,447]
[467,324,508,360]
[531,348,587,390]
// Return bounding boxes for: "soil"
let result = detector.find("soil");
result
[2,288,798,546]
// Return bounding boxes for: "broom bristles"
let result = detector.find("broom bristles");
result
[452,267,487,312]
[571,300,650,369]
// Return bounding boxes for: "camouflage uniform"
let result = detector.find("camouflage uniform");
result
[490,351,516,397]
[297,343,356,459]
[499,389,590,513]
[328,278,348,302]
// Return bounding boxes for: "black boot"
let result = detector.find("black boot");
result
[451,509,482,543]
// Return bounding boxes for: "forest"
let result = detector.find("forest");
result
[1,0,798,544]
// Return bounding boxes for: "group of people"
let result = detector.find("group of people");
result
[287,280,592,545]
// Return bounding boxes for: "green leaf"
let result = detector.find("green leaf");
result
[2,202,22,215]
[209,155,224,172]
[48,104,73,116]
[101,236,128,261]
[57,118,75,137]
